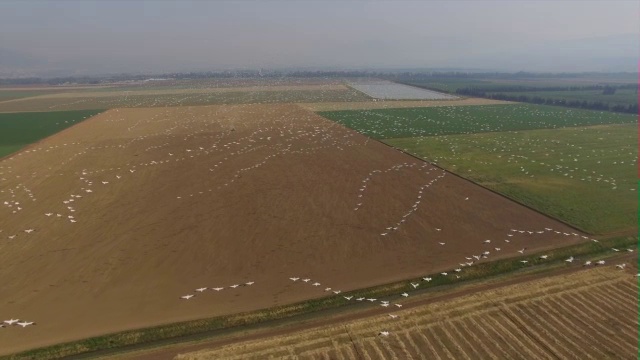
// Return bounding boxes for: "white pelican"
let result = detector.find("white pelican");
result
[312,282,320,286]
[366,298,377,302]
[379,331,390,336]
[356,297,365,301]
[180,295,194,300]
[517,248,526,254]
[539,255,548,259]
[596,260,605,265]
[245,282,254,286]
[324,288,332,292]
[212,287,224,291]
[410,283,419,288]
[438,242,445,246]
[616,263,626,269]
[302,279,311,282]
[611,248,620,252]
[520,260,528,264]
[380,303,390,307]
[584,261,592,266]
[17,321,35,328]
[389,314,399,319]
[24,229,34,233]
[422,277,432,282]
[565,256,574,263]
[289,277,299,281]
[401,293,409,297]
[484,240,491,243]
[344,296,353,300]
[333,290,341,294]
[394,304,402,308]
[4,319,19,325]
[229,284,239,288]
[195,287,207,292]
[441,272,448,276]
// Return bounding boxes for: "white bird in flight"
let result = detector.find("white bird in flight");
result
[4,319,19,325]
[180,295,194,300]
[195,287,207,292]
[410,283,419,288]
[16,321,35,328]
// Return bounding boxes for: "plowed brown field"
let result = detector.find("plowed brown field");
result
[176,266,638,360]
[0,104,584,355]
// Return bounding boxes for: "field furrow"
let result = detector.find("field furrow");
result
[536,299,614,359]
[467,316,511,358]
[522,300,597,359]
[456,317,500,360]
[484,313,548,360]
[399,330,425,360]
[479,313,530,360]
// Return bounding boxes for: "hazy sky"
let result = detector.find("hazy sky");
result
[1,0,638,75]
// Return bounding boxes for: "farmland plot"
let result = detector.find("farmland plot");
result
[0,104,584,355]
[176,266,638,360]
[319,104,635,139]
[387,124,637,234]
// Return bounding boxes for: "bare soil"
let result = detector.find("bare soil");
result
[0,104,584,355]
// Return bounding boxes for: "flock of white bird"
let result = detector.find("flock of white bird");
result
[180,282,255,300]
[1,319,35,329]
[1,102,635,336]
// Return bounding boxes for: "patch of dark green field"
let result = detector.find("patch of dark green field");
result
[319,104,636,139]
[0,109,104,157]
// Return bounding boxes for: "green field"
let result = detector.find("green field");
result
[386,124,637,234]
[0,109,104,157]
[0,90,63,102]
[318,104,636,139]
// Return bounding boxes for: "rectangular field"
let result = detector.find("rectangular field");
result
[386,124,637,234]
[0,86,370,112]
[176,266,639,360]
[318,104,636,139]
[0,109,104,157]
[348,81,458,100]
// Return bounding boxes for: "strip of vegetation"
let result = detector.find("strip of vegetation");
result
[318,104,636,140]
[0,110,104,158]
[5,235,635,360]
[455,87,638,114]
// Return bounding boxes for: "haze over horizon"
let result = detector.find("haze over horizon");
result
[1,0,638,77]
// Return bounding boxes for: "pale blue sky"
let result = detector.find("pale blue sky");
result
[1,1,638,75]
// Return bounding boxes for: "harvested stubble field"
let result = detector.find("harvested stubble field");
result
[176,266,639,360]
[0,104,584,356]
[0,85,369,112]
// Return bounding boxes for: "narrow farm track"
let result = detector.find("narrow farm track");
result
[173,266,638,359]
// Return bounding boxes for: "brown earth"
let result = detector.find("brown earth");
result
[0,104,585,355]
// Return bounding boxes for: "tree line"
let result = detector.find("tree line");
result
[455,87,638,114]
